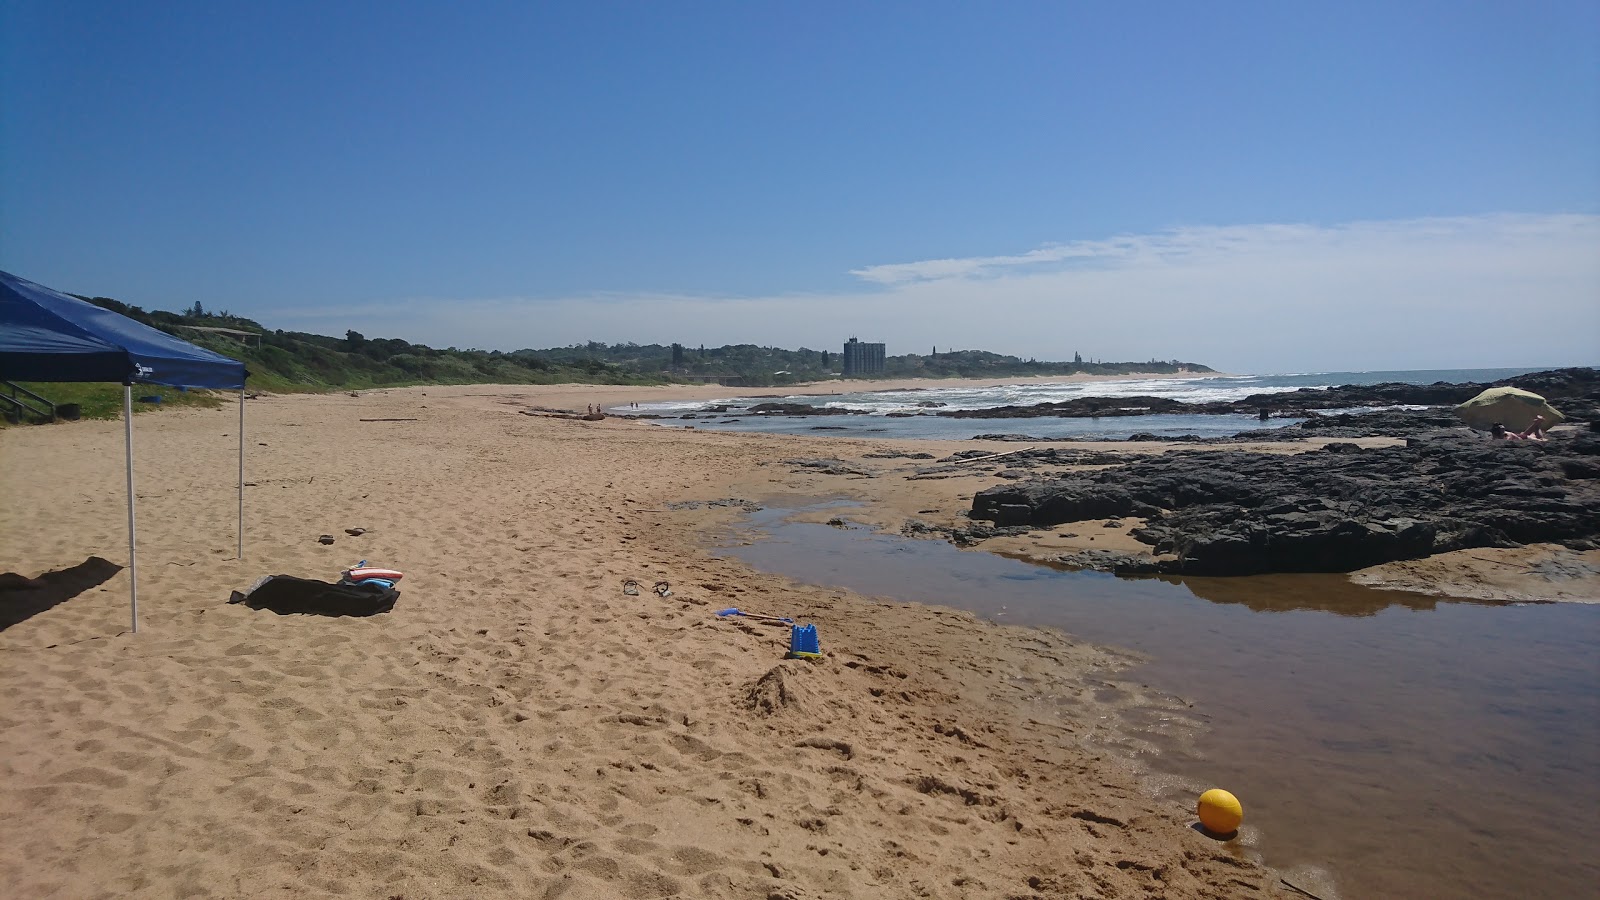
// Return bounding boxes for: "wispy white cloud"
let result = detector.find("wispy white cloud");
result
[267,213,1600,373]
[848,214,1598,285]
[848,239,1139,284]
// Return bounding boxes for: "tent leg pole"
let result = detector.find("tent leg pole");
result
[124,385,139,634]
[238,387,245,560]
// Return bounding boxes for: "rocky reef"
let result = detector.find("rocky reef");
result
[746,402,861,416]
[968,432,1600,576]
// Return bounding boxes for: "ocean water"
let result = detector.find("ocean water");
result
[624,366,1556,440]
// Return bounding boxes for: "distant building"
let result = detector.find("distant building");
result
[842,337,886,377]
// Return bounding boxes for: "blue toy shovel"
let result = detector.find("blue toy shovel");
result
[715,607,794,625]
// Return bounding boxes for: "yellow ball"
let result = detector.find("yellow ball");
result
[1197,789,1243,834]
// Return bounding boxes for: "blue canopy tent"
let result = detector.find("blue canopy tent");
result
[0,270,249,632]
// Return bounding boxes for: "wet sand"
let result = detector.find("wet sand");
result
[0,384,1290,899]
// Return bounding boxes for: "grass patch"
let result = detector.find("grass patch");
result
[4,382,225,424]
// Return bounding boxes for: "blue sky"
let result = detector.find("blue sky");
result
[3,1,1597,373]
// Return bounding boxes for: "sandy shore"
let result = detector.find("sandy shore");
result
[0,383,1301,899]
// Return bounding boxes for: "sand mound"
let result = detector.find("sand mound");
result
[744,664,820,718]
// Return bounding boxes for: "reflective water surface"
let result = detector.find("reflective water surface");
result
[719,506,1600,900]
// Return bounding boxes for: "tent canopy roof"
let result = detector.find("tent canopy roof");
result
[0,270,247,389]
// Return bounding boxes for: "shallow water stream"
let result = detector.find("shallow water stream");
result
[718,506,1600,900]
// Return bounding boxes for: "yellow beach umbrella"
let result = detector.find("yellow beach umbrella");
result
[1453,387,1565,432]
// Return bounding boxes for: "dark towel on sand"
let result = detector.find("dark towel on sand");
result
[229,575,398,617]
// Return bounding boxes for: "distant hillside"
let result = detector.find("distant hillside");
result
[10,294,1211,419]
[67,298,658,392]
[66,297,1211,389]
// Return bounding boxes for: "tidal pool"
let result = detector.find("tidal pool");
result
[718,505,1600,900]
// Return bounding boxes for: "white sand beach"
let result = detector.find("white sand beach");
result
[0,382,1297,899]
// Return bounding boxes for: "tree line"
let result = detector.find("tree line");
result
[77,296,1212,391]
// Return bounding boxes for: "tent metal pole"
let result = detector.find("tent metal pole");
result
[124,385,139,634]
[238,387,245,559]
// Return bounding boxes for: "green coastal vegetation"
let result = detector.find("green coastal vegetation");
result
[8,294,1212,421]
[540,342,1210,383]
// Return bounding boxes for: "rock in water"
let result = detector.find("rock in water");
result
[969,432,1600,575]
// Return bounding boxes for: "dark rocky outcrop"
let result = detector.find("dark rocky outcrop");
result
[892,447,1147,483]
[975,448,1140,467]
[1213,408,1467,441]
[965,400,1578,443]
[1264,408,1462,438]
[664,498,762,511]
[969,432,1600,575]
[1050,549,1161,574]
[945,522,1035,546]
[1129,432,1201,442]
[901,514,1034,545]
[747,402,861,416]
[940,395,1198,419]
[784,458,877,477]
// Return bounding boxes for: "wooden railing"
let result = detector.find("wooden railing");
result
[2,382,57,423]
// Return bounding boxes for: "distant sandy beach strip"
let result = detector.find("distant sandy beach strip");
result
[1,382,1296,899]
